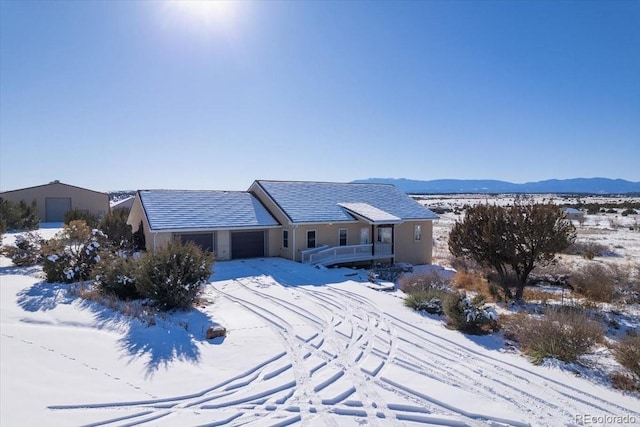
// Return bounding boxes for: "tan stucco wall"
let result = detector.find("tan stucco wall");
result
[126,195,155,251]
[1,182,109,222]
[266,228,280,258]
[393,220,433,265]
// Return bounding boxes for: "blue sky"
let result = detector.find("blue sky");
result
[1,0,639,192]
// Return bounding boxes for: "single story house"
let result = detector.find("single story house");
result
[0,180,110,223]
[565,207,585,222]
[127,180,439,266]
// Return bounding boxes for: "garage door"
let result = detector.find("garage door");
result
[231,231,265,259]
[45,197,72,222]
[178,233,214,252]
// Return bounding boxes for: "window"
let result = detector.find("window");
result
[377,227,392,243]
[306,230,316,248]
[339,229,347,246]
[283,230,289,248]
[414,225,422,241]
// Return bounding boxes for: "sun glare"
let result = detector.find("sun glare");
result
[165,0,240,35]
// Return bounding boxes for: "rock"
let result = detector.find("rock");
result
[206,325,226,340]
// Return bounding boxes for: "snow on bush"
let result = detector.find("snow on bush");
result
[42,221,107,283]
[443,292,498,334]
[2,231,44,266]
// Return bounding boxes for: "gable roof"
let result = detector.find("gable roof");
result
[139,190,279,231]
[0,180,108,196]
[338,202,402,224]
[253,180,438,223]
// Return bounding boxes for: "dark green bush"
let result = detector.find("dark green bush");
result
[132,220,146,251]
[42,221,106,283]
[0,198,39,231]
[134,240,214,310]
[64,208,99,228]
[92,253,141,300]
[443,292,498,334]
[98,208,133,250]
[2,231,44,266]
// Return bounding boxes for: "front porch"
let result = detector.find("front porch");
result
[301,243,393,266]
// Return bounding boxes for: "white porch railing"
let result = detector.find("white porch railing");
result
[303,243,393,266]
[300,245,329,263]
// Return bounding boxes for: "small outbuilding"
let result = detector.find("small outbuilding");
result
[0,180,110,223]
[564,207,585,222]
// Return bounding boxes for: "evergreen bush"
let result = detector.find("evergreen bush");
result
[64,209,98,228]
[2,231,44,266]
[443,292,498,334]
[92,253,140,300]
[0,198,39,231]
[134,240,214,310]
[42,221,106,283]
[98,208,133,250]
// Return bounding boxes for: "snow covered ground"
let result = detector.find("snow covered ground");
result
[2,225,640,426]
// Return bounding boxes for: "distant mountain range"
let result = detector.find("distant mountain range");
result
[352,178,640,194]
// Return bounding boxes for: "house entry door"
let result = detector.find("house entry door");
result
[360,227,370,245]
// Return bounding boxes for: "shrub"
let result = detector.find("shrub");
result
[42,221,106,283]
[448,200,575,300]
[0,198,39,231]
[562,241,609,259]
[621,208,637,217]
[609,372,640,392]
[399,271,450,294]
[132,220,146,251]
[443,292,498,334]
[569,263,616,303]
[404,289,449,314]
[500,307,604,364]
[452,270,504,301]
[92,253,141,300]
[2,231,44,266]
[98,208,133,250]
[64,208,98,228]
[134,240,214,310]
[613,334,640,378]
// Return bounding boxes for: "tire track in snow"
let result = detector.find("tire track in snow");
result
[384,310,640,422]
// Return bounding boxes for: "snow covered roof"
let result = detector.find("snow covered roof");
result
[111,196,134,210]
[139,190,280,231]
[254,180,439,223]
[338,202,402,224]
[565,208,584,214]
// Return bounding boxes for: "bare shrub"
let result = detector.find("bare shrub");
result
[451,270,503,301]
[399,271,450,294]
[569,263,616,303]
[610,372,640,392]
[614,334,640,378]
[522,288,563,303]
[562,241,609,260]
[500,307,604,364]
[400,272,451,314]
